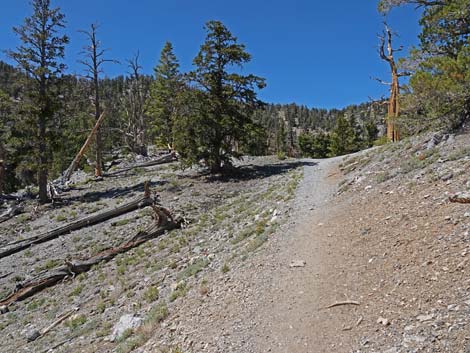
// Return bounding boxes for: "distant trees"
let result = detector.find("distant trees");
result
[8,0,69,202]
[298,132,329,158]
[146,42,182,148]
[173,21,266,172]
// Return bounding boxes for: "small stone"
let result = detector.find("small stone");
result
[365,185,372,191]
[440,173,453,181]
[289,260,306,268]
[417,314,434,322]
[377,317,390,326]
[26,329,41,342]
[0,305,9,314]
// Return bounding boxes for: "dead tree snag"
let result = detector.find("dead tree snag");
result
[378,23,409,142]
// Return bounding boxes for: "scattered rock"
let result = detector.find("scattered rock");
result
[289,260,306,268]
[110,314,142,342]
[417,314,434,322]
[377,317,390,326]
[26,329,40,342]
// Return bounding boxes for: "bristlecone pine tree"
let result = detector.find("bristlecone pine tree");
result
[173,20,266,173]
[146,42,182,148]
[379,0,470,130]
[8,0,69,203]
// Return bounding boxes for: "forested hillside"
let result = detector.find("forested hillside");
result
[0,59,386,194]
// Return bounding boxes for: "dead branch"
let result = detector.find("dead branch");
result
[326,300,361,309]
[38,307,79,339]
[103,152,177,177]
[0,205,182,307]
[0,203,24,224]
[449,193,470,204]
[0,183,152,260]
[62,111,106,183]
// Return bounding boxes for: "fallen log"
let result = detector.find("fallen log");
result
[0,203,24,224]
[104,152,177,177]
[62,111,106,183]
[0,205,182,307]
[0,183,152,260]
[449,192,470,204]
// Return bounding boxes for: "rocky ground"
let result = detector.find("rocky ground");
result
[0,155,305,353]
[0,129,468,353]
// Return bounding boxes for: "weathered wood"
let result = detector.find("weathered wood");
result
[0,204,24,224]
[0,205,181,307]
[378,23,409,142]
[62,111,106,183]
[449,192,470,204]
[104,152,177,177]
[0,183,152,260]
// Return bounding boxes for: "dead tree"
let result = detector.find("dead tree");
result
[122,52,149,156]
[79,24,117,177]
[0,142,4,195]
[62,111,106,182]
[104,152,177,177]
[0,205,182,307]
[378,23,410,142]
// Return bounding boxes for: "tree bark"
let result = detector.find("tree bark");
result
[103,152,177,177]
[379,23,406,142]
[0,205,181,307]
[0,141,5,195]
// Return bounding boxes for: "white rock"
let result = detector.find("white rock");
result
[110,314,142,342]
[417,314,434,322]
[289,260,306,268]
[377,317,390,326]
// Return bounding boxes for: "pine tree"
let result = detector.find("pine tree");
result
[328,116,359,156]
[8,0,69,202]
[146,42,181,147]
[174,21,266,172]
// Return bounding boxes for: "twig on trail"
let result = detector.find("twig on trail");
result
[449,192,470,204]
[326,300,360,309]
[356,316,363,326]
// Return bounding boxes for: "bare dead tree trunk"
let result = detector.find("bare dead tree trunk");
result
[79,24,117,178]
[125,52,148,156]
[62,111,106,182]
[378,23,409,142]
[0,141,5,195]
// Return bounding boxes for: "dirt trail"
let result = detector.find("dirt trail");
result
[249,157,353,353]
[143,157,354,353]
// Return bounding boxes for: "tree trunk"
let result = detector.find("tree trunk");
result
[62,111,106,182]
[38,109,49,203]
[0,205,181,307]
[0,183,153,259]
[0,141,5,195]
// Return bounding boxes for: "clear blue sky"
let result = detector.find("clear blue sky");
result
[0,0,421,109]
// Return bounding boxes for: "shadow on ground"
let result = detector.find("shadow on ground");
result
[205,160,317,183]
